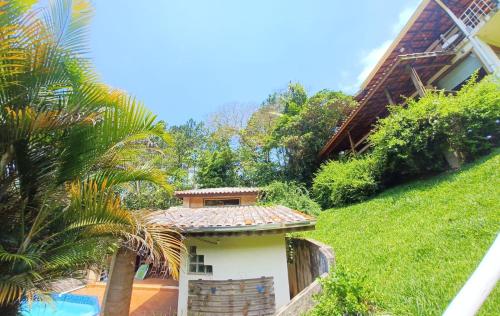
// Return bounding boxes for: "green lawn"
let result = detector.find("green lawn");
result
[304,150,500,315]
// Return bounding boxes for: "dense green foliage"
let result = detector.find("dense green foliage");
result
[168,119,209,188]
[258,182,321,215]
[370,75,500,180]
[305,150,500,315]
[309,266,378,316]
[264,86,356,184]
[312,156,381,208]
[312,75,499,208]
[0,1,181,313]
[197,145,239,188]
[133,83,354,193]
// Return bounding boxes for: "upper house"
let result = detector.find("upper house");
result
[174,187,260,208]
[319,0,500,160]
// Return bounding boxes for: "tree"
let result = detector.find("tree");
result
[269,87,356,183]
[239,94,283,186]
[168,119,209,188]
[197,145,239,188]
[0,2,181,315]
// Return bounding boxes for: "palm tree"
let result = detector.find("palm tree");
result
[0,1,182,315]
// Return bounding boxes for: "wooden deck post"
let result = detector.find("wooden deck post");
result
[347,130,356,155]
[407,65,427,97]
[384,88,395,105]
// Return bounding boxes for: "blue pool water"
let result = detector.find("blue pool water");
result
[21,294,100,316]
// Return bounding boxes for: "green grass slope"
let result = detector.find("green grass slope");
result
[305,150,500,315]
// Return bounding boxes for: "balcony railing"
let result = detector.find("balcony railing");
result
[459,0,496,31]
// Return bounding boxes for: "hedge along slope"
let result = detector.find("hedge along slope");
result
[258,181,321,215]
[313,75,499,209]
[312,155,381,208]
[370,75,500,179]
[305,150,500,315]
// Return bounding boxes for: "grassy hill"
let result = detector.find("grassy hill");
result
[304,150,500,315]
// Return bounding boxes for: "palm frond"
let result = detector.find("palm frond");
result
[0,1,180,310]
[0,249,39,269]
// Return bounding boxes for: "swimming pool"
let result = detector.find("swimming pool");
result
[21,294,100,316]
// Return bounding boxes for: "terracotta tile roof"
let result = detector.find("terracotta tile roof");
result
[174,187,260,197]
[153,205,315,235]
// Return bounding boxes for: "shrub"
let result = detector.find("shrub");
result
[443,75,500,160]
[258,181,321,215]
[370,75,500,180]
[312,155,381,208]
[309,266,378,316]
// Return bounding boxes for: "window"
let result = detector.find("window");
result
[203,198,240,207]
[188,246,213,274]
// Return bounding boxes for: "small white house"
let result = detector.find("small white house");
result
[154,187,316,316]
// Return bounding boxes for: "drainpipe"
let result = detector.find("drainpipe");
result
[433,0,500,75]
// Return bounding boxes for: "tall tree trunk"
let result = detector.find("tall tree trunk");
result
[101,246,137,316]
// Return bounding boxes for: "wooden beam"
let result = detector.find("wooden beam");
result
[407,65,427,97]
[358,143,372,155]
[353,130,373,149]
[347,130,356,155]
[384,88,395,105]
[398,50,455,61]
[411,62,453,70]
[319,50,455,159]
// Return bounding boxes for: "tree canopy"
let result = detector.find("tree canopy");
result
[164,82,356,188]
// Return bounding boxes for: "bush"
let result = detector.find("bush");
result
[370,75,500,180]
[443,75,500,159]
[309,266,378,316]
[312,156,381,208]
[310,75,499,209]
[258,181,321,215]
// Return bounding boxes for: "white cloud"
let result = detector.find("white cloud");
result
[339,3,419,94]
[356,40,392,85]
[392,7,416,34]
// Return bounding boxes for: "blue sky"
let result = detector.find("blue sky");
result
[89,0,420,125]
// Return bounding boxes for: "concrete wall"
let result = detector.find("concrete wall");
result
[182,194,257,208]
[275,279,322,316]
[177,234,290,316]
[437,53,482,90]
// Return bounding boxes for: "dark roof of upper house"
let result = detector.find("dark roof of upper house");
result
[319,0,495,160]
[153,205,315,236]
[174,187,260,197]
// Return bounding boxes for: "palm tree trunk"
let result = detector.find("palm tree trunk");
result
[0,301,20,316]
[101,246,137,316]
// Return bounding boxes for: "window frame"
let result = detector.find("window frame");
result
[203,198,241,207]
[188,246,213,275]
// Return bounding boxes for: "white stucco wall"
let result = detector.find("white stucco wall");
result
[177,234,290,316]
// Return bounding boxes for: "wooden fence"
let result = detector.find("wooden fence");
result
[188,277,275,316]
[286,238,334,298]
[276,238,334,316]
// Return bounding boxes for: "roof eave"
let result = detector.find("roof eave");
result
[174,191,260,198]
[318,0,433,160]
[183,222,316,237]
[180,221,316,235]
[359,0,432,89]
